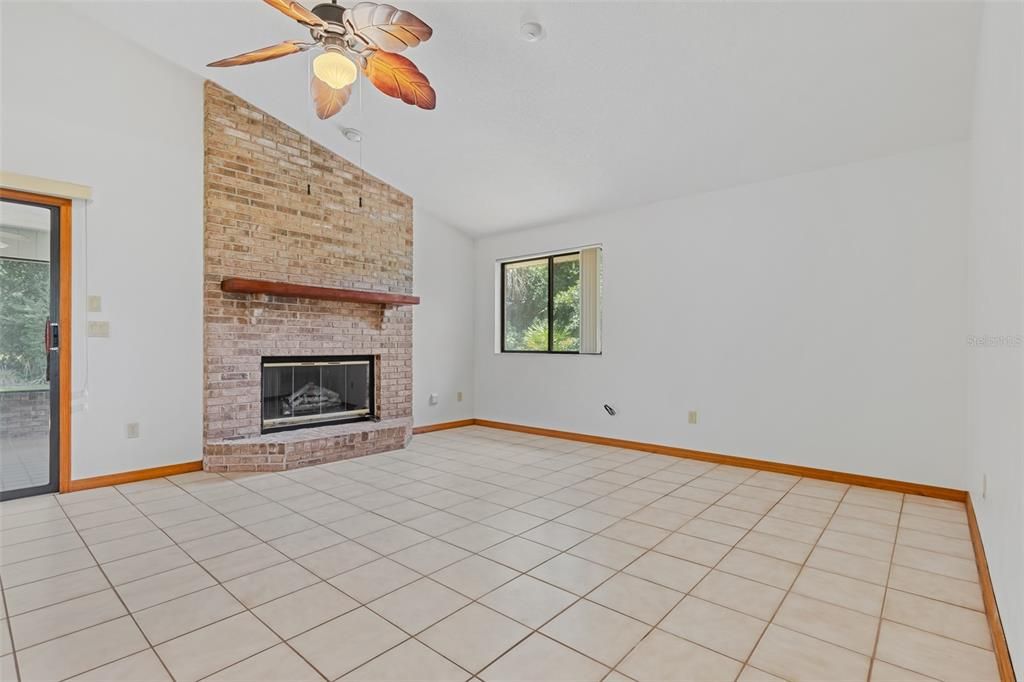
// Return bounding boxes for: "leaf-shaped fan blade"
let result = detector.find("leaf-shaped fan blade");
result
[344,2,432,53]
[311,76,352,120]
[363,51,436,109]
[263,0,326,28]
[207,41,308,67]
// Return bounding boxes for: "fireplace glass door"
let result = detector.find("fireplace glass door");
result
[262,356,373,432]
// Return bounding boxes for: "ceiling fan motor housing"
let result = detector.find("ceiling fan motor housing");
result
[311,3,346,25]
[310,2,373,58]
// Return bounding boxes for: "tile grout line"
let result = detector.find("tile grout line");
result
[152,468,343,682]
[248,439,668,678]
[0,429,992,681]
[154,454,590,679]
[175,438,701,679]
[2,478,943,594]
[415,431,994,672]
[600,469,795,675]
[64,472,330,682]
[163,444,599,681]
[23,489,983,680]
[1,457,940,553]
[736,479,856,677]
[615,472,839,679]
[1,528,26,682]
[53,486,181,682]
[0,477,913,602]
[867,491,905,681]
[196,442,985,677]
[594,471,847,677]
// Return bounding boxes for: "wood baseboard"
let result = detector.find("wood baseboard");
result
[471,419,967,501]
[966,494,1017,682]
[412,419,476,435]
[67,461,204,492]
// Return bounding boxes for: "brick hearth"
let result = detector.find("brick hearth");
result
[202,82,413,471]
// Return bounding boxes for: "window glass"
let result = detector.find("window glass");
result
[551,253,580,352]
[503,257,549,351]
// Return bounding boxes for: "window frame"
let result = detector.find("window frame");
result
[500,250,581,354]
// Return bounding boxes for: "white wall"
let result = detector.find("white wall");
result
[475,143,970,488]
[966,0,1024,666]
[1,2,204,478]
[413,208,475,426]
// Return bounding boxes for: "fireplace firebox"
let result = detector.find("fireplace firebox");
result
[261,356,374,433]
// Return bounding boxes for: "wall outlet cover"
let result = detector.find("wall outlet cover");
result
[688,410,698,425]
[125,422,140,439]
[87,321,110,338]
[87,295,102,313]
[429,393,439,405]
[457,391,463,402]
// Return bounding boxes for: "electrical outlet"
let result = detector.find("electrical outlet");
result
[982,474,987,499]
[457,391,463,402]
[87,295,102,313]
[688,410,698,425]
[87,321,110,338]
[429,393,439,405]
[125,422,140,439]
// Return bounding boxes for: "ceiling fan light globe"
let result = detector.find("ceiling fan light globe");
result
[313,50,357,89]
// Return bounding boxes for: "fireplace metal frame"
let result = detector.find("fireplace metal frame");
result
[260,354,375,434]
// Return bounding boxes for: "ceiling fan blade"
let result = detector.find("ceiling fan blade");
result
[363,50,435,109]
[311,76,352,120]
[262,0,326,29]
[207,41,309,67]
[343,2,432,53]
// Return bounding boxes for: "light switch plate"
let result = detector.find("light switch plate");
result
[125,423,140,439]
[88,321,110,338]
[87,295,102,313]
[457,391,463,402]
[688,411,698,425]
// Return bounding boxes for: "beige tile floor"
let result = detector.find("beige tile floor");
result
[0,426,1000,682]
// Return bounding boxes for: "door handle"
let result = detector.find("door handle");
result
[44,319,58,351]
[44,318,52,382]
[43,319,58,382]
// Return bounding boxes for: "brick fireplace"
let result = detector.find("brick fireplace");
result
[203,82,413,472]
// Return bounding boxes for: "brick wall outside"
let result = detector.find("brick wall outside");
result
[203,82,413,470]
[0,390,49,439]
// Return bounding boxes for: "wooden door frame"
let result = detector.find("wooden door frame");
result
[0,188,72,493]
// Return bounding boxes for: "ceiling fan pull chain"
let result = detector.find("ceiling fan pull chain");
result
[358,73,365,210]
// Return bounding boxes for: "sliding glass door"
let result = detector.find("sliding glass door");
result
[0,194,63,499]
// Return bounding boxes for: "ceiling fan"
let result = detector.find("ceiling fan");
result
[208,0,435,120]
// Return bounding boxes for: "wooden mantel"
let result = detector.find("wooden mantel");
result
[221,277,420,306]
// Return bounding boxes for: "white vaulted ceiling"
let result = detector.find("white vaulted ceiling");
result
[71,1,981,235]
